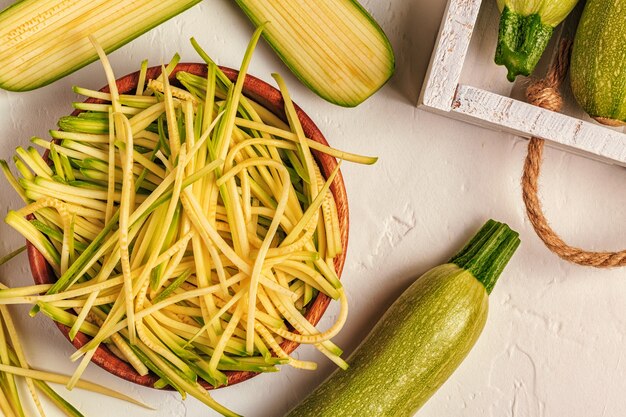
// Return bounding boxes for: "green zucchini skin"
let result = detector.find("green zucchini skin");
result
[495,8,554,82]
[571,0,626,124]
[495,0,579,81]
[286,264,489,417]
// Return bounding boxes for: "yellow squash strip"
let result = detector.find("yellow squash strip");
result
[116,114,137,346]
[0,364,152,409]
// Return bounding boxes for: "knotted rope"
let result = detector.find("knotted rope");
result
[522,40,626,267]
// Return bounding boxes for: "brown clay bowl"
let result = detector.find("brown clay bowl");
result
[27,64,349,389]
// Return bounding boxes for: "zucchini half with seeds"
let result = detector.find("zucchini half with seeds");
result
[235,0,395,107]
[0,0,201,91]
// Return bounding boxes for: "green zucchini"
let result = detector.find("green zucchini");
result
[495,0,579,81]
[286,220,520,417]
[234,0,395,107]
[0,0,201,91]
[570,0,626,126]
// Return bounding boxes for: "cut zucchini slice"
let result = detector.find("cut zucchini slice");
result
[0,0,201,91]
[235,0,395,107]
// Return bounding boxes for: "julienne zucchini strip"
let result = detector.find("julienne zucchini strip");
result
[0,31,376,416]
[0,279,152,416]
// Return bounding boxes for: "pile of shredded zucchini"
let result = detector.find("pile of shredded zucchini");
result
[0,250,151,417]
[0,30,376,416]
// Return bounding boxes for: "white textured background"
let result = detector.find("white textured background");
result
[2,1,626,416]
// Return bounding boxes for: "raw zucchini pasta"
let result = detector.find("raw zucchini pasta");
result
[0,32,376,416]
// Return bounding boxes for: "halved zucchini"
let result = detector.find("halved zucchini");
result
[235,0,395,107]
[0,0,201,91]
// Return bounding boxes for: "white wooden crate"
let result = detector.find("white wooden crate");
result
[418,0,626,166]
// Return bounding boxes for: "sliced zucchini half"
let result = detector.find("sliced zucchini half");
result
[0,0,201,91]
[235,0,395,107]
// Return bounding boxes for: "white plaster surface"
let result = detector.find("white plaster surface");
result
[1,1,626,417]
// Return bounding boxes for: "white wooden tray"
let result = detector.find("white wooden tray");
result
[418,0,626,167]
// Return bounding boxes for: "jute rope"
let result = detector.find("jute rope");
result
[522,40,626,267]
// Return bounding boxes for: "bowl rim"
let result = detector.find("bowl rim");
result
[26,63,349,390]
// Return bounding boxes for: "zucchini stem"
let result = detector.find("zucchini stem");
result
[448,219,520,294]
[495,7,553,82]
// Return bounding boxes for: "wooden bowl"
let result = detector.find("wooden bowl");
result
[27,64,349,389]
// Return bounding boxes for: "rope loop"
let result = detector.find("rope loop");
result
[522,40,626,267]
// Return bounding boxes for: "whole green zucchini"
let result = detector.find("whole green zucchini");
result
[495,0,579,81]
[571,0,626,125]
[286,220,520,417]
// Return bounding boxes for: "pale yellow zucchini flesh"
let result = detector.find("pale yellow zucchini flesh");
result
[235,0,395,107]
[0,0,201,91]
